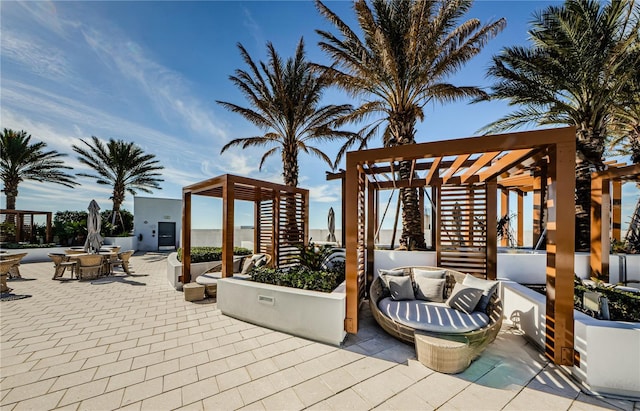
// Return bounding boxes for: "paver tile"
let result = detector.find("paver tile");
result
[201,388,244,411]
[78,388,124,411]
[140,388,183,411]
[11,390,64,411]
[163,368,199,392]
[180,376,219,403]
[261,387,305,411]
[57,378,109,407]
[237,377,279,405]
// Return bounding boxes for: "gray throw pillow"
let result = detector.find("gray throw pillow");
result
[388,275,415,301]
[414,277,446,302]
[462,274,498,312]
[413,268,446,279]
[379,268,404,290]
[445,283,483,314]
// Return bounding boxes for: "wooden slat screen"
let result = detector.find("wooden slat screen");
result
[438,184,488,278]
[357,171,367,301]
[258,199,273,256]
[276,191,306,268]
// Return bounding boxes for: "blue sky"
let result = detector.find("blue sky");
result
[1,0,638,232]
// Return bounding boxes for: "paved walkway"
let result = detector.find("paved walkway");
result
[1,252,638,411]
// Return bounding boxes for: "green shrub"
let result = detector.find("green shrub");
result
[176,246,252,263]
[1,243,57,249]
[250,264,345,293]
[293,242,343,271]
[574,278,640,322]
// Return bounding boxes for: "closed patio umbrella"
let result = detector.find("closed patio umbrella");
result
[327,207,337,243]
[84,200,104,254]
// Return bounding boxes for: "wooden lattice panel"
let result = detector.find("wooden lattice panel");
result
[438,184,488,276]
[276,191,306,268]
[258,199,273,256]
[357,171,367,300]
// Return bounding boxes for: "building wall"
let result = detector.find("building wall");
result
[133,197,183,251]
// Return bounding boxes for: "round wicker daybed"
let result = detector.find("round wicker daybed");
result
[369,266,503,372]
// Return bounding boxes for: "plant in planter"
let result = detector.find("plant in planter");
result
[250,242,345,293]
[176,246,253,263]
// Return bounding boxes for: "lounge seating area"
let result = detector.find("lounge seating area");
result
[195,253,271,298]
[370,266,502,373]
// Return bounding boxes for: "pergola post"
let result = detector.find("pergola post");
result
[46,212,52,243]
[434,185,442,267]
[367,182,376,288]
[181,191,192,283]
[500,189,509,247]
[486,181,498,280]
[222,177,235,278]
[344,154,360,334]
[590,175,610,281]
[612,180,622,242]
[545,142,576,366]
[517,191,524,247]
[533,167,547,247]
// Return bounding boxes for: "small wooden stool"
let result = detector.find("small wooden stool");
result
[183,283,205,302]
[414,331,474,374]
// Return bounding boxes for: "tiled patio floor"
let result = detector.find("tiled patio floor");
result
[1,252,638,411]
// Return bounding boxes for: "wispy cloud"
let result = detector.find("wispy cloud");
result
[307,183,341,203]
[81,27,226,140]
[1,30,73,81]
[242,7,266,50]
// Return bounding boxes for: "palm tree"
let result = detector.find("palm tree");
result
[609,70,640,163]
[72,136,164,234]
[480,0,640,251]
[315,0,505,249]
[217,38,354,187]
[1,128,77,210]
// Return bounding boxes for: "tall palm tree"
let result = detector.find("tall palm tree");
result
[72,136,164,233]
[609,70,640,163]
[1,128,77,210]
[217,38,354,187]
[315,0,505,249]
[480,0,640,251]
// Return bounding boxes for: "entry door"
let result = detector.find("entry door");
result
[157,222,176,249]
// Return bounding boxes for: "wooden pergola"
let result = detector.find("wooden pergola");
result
[344,127,577,366]
[0,209,53,244]
[590,162,640,281]
[180,174,309,283]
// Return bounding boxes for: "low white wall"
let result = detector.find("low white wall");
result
[497,252,640,287]
[166,252,223,291]
[217,278,347,346]
[103,236,138,252]
[502,281,640,398]
[373,250,437,273]
[1,247,68,263]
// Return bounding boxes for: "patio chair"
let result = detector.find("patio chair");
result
[65,249,86,255]
[49,253,77,280]
[108,250,134,275]
[0,258,18,293]
[0,252,28,279]
[74,254,104,280]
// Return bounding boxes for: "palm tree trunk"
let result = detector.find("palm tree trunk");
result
[575,128,606,252]
[389,112,427,250]
[282,147,301,246]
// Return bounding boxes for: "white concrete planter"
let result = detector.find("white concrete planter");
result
[501,281,640,398]
[103,236,137,252]
[217,278,347,346]
[166,252,224,290]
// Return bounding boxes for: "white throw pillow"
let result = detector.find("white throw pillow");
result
[414,277,446,302]
[413,268,446,279]
[445,283,483,314]
[462,274,498,312]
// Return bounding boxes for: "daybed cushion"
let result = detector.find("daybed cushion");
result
[195,273,220,285]
[414,277,446,302]
[413,268,446,279]
[446,283,483,314]
[388,275,415,301]
[379,269,405,293]
[462,274,499,312]
[378,297,490,334]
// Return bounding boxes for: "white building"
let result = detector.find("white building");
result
[133,196,182,251]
